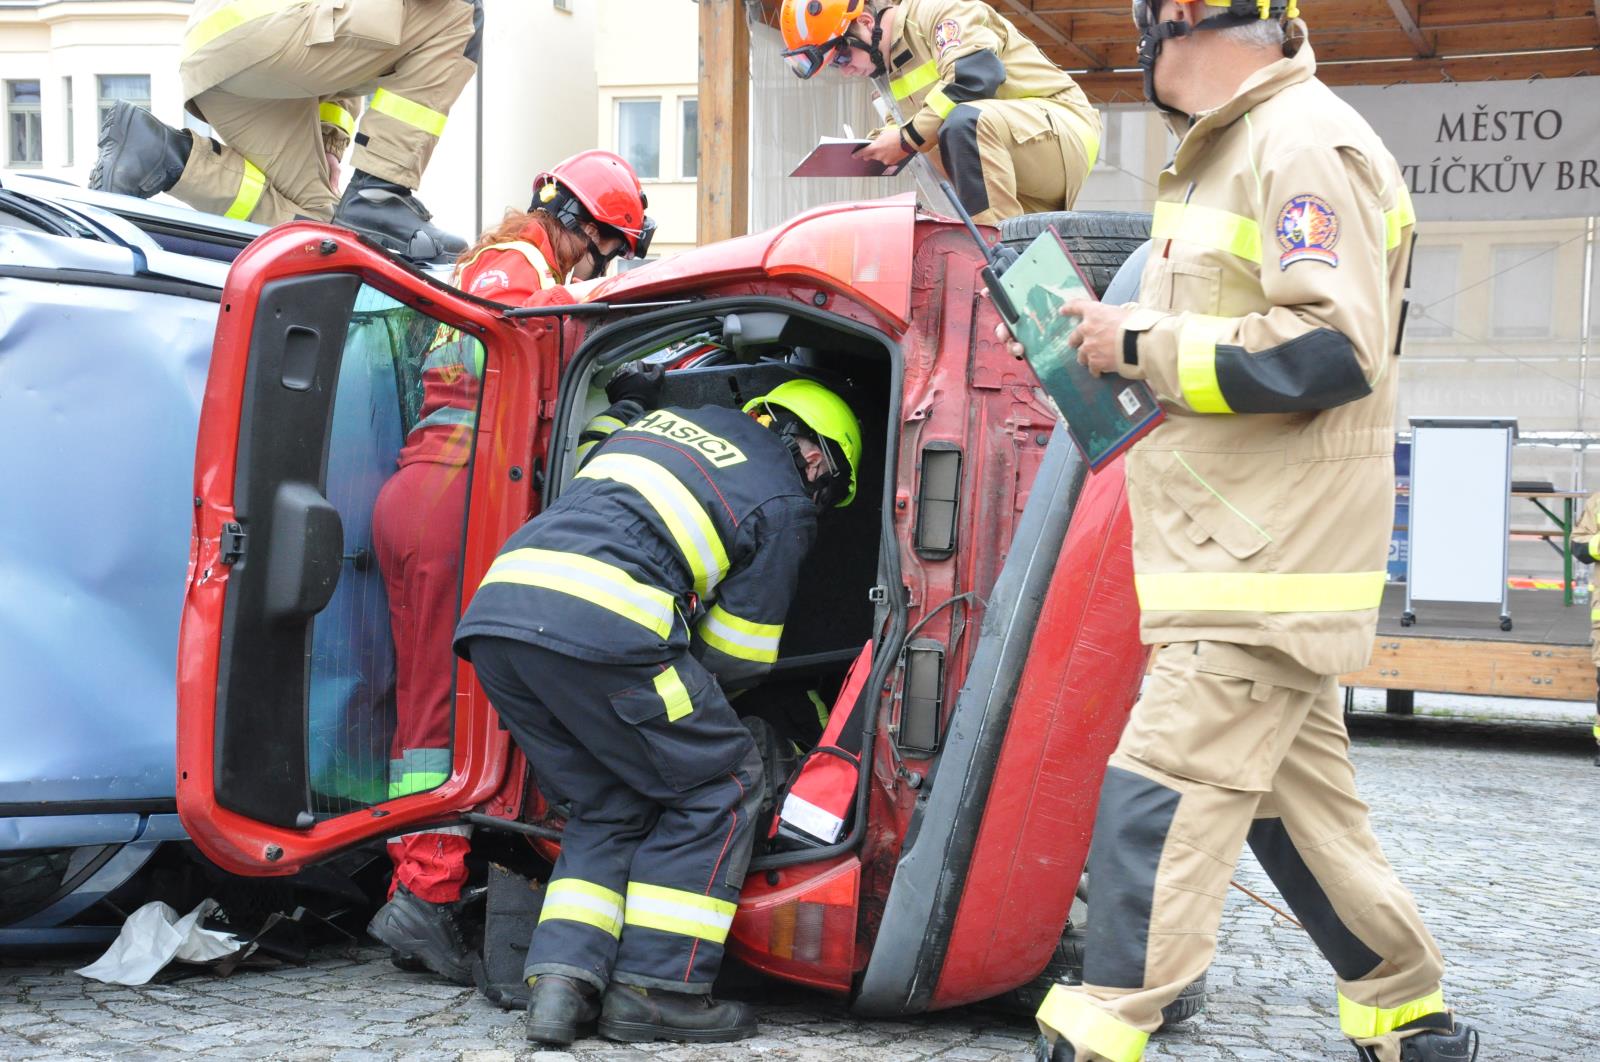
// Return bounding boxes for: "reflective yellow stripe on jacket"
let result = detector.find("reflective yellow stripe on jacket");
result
[698,604,782,664]
[624,882,737,943]
[1152,201,1262,264]
[890,60,939,100]
[1175,314,1236,414]
[478,548,677,638]
[1135,571,1387,613]
[539,878,625,939]
[1035,985,1148,1062]
[576,453,730,597]
[183,0,303,56]
[1385,184,1416,251]
[319,101,356,136]
[1337,989,1446,1039]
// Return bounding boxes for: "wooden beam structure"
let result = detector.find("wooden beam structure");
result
[1384,0,1435,56]
[698,0,750,247]
[744,0,1600,103]
[991,0,1110,69]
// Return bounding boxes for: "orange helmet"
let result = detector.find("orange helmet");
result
[779,0,874,78]
[531,149,655,259]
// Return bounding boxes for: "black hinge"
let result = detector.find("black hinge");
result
[219,522,247,565]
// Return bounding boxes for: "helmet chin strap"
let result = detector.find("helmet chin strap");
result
[1137,15,1197,119]
[863,15,888,78]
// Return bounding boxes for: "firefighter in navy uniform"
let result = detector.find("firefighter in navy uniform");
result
[779,0,1101,225]
[453,378,863,1045]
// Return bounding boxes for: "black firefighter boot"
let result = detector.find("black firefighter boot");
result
[598,984,758,1043]
[524,974,600,1045]
[1354,1016,1480,1061]
[88,100,191,199]
[367,883,474,986]
[332,170,466,265]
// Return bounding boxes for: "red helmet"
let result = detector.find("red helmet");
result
[531,149,655,259]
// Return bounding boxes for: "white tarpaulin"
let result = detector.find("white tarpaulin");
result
[1335,80,1600,222]
[77,899,245,985]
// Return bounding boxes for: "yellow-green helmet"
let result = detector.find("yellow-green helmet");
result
[743,379,863,507]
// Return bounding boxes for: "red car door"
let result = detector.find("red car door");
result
[176,222,564,876]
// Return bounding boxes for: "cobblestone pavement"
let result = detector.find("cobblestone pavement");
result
[3,711,1593,1061]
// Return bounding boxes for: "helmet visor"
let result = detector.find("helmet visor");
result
[781,36,855,79]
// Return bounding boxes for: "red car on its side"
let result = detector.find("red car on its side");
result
[174,195,1193,1020]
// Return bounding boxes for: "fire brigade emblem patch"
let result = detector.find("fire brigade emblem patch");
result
[934,18,961,54]
[1276,194,1340,270]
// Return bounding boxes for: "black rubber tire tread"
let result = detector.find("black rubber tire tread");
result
[989,920,1206,1029]
[998,211,1153,299]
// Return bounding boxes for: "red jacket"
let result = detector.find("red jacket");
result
[399,223,575,467]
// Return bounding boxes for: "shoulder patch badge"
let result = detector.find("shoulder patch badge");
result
[1276,194,1340,270]
[934,17,961,55]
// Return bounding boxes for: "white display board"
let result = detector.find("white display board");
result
[1406,418,1516,618]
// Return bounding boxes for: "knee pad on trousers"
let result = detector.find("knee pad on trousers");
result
[1247,818,1383,981]
[938,104,990,218]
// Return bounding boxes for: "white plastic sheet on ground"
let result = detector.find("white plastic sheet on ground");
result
[76,899,245,985]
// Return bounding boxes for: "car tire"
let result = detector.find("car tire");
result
[992,913,1206,1028]
[998,211,1153,299]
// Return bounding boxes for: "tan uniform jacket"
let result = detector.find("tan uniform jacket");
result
[881,0,1098,159]
[180,0,411,103]
[1114,32,1416,676]
[1571,492,1600,663]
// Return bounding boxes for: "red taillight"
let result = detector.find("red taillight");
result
[727,855,860,993]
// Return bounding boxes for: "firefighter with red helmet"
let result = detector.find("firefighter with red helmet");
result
[365,151,653,986]
[779,0,1101,224]
[453,380,863,1046]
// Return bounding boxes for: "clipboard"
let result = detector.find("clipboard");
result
[789,137,908,178]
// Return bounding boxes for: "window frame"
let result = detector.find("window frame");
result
[1488,243,1558,341]
[6,79,44,169]
[679,96,699,181]
[614,96,662,182]
[96,73,152,130]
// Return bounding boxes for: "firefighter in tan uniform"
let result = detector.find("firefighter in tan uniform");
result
[779,0,1101,225]
[1004,3,1481,1061]
[1568,491,1600,765]
[90,0,480,262]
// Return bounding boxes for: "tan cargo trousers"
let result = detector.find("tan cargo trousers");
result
[172,0,475,225]
[1037,641,1452,1062]
[934,96,1100,226]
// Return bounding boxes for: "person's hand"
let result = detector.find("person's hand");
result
[854,125,911,167]
[990,298,1134,374]
[605,361,666,407]
[325,150,342,189]
[1065,300,1132,376]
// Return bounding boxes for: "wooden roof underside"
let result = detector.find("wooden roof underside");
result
[750,1,1600,101]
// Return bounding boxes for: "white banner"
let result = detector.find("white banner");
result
[1334,80,1600,222]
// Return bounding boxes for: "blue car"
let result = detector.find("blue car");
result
[0,174,258,946]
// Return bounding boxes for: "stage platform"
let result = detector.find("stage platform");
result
[1341,586,1595,705]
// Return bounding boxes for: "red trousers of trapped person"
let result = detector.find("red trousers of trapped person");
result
[372,456,472,903]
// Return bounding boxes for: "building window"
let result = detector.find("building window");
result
[616,98,660,180]
[1490,244,1557,340]
[680,98,699,180]
[6,80,42,168]
[63,77,73,166]
[1405,244,1461,339]
[97,75,151,128]
[552,0,571,9]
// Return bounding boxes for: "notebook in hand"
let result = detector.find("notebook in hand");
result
[997,227,1164,471]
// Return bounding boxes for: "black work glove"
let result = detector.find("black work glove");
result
[604,361,665,408]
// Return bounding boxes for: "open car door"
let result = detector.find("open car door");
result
[176,223,566,876]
